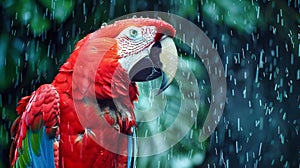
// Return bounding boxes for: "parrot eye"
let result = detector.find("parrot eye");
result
[129,29,139,38]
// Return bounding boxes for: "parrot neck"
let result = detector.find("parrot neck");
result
[52,42,139,118]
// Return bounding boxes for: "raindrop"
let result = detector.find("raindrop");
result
[285,43,289,52]
[276,13,280,23]
[259,49,264,68]
[269,73,273,80]
[224,65,228,78]
[215,130,218,144]
[201,21,204,28]
[255,120,260,127]
[255,65,259,83]
[222,44,226,53]
[290,53,294,64]
[215,148,218,155]
[235,141,239,154]
[298,44,300,56]
[190,130,193,139]
[280,155,284,162]
[258,142,262,156]
[256,6,260,19]
[244,71,247,79]
[101,22,108,28]
[271,159,275,165]
[123,4,127,12]
[272,26,277,34]
[237,118,241,131]
[279,134,285,144]
[83,3,86,15]
[288,30,295,48]
[246,152,249,162]
[282,112,286,120]
[194,117,197,129]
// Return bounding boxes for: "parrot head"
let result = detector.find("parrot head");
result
[68,18,178,101]
[94,18,178,94]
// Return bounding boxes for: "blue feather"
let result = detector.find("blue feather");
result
[27,127,55,168]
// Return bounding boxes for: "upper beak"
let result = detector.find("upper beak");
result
[128,36,178,94]
[156,37,178,94]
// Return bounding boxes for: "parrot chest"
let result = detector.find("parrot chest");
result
[58,94,129,168]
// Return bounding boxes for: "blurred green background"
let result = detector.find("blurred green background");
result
[0,0,299,167]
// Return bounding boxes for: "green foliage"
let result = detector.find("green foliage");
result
[39,0,75,23]
[4,0,50,35]
[3,0,75,35]
[0,33,23,91]
[202,0,260,33]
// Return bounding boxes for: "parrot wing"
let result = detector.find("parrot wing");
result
[10,84,60,168]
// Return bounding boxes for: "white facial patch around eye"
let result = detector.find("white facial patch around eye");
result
[116,26,157,58]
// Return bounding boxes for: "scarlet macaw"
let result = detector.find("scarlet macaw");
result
[10,18,178,168]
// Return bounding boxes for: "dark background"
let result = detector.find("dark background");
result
[0,0,299,167]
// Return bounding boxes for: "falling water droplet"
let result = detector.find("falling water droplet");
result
[235,141,239,154]
[237,118,241,131]
[83,3,86,15]
[101,22,108,28]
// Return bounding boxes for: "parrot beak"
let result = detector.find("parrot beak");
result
[128,36,178,94]
[156,37,178,94]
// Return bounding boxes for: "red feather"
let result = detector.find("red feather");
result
[11,18,176,168]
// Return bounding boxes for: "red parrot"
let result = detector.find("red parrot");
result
[10,18,178,168]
